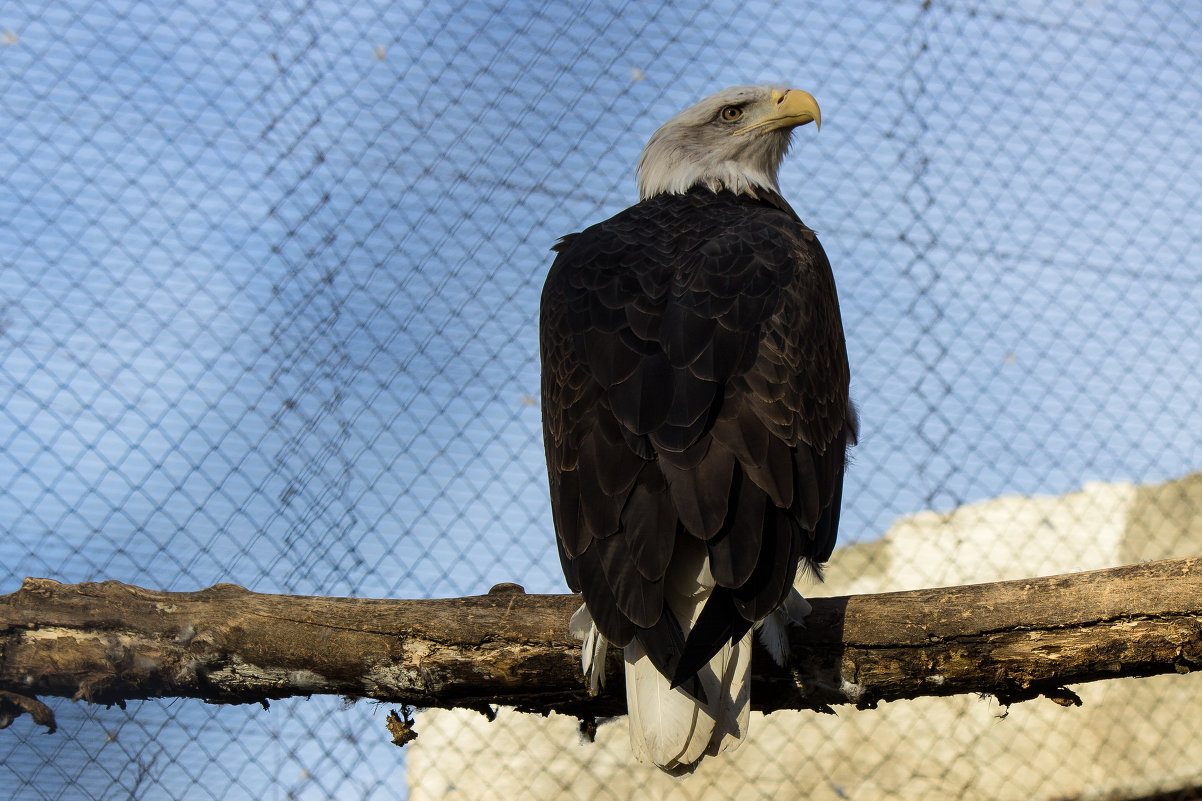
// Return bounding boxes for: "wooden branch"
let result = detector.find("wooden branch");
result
[2,558,1200,734]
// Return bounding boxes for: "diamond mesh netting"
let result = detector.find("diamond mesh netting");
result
[2,1,1200,799]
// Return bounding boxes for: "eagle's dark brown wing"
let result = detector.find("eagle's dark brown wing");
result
[540,187,853,686]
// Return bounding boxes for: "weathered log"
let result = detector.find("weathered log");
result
[1,557,1200,734]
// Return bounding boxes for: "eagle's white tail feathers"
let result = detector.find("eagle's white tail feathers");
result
[783,589,813,624]
[570,603,608,694]
[571,547,801,773]
[708,629,752,757]
[624,637,708,771]
[756,589,813,667]
[622,630,753,775]
[755,609,790,667]
[619,580,754,776]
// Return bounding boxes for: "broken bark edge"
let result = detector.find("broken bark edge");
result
[0,691,56,734]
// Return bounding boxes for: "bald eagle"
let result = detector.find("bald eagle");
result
[540,85,855,774]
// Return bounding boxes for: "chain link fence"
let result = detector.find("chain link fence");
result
[2,0,1201,799]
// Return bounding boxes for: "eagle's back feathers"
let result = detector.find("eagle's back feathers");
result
[541,186,853,771]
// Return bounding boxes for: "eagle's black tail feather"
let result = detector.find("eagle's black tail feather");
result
[637,607,709,704]
[669,587,753,692]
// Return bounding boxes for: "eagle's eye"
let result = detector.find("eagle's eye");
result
[720,106,743,122]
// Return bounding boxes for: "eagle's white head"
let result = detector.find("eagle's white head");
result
[636,85,821,201]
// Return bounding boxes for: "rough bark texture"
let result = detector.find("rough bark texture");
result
[1,557,1200,734]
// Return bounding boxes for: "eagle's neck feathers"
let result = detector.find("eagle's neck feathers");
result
[636,156,784,201]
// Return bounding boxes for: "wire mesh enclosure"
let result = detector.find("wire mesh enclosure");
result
[2,0,1201,799]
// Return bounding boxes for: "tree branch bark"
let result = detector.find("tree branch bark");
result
[2,557,1200,733]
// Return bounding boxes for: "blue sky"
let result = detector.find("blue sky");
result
[2,1,1201,798]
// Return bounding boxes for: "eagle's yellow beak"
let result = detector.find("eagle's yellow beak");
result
[734,89,821,136]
